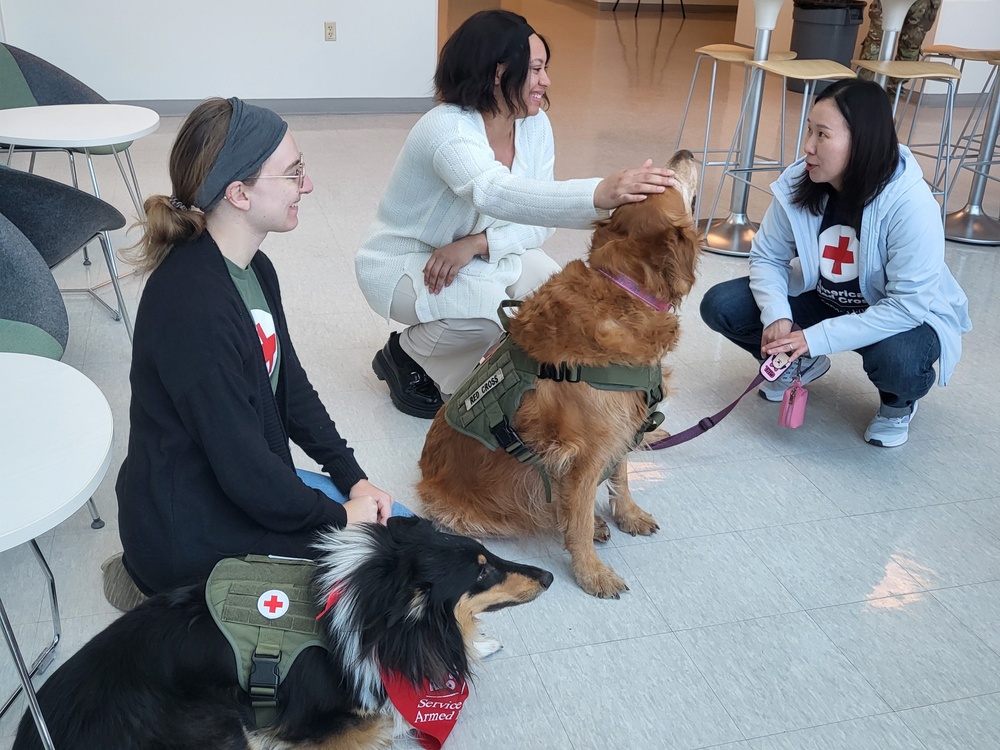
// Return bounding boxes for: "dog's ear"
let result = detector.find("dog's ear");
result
[386,515,425,543]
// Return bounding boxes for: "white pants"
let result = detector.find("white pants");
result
[389,248,560,396]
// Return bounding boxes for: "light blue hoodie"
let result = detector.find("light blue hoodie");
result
[749,146,972,386]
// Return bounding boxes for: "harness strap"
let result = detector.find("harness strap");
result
[249,629,283,726]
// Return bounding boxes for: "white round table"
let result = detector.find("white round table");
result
[0,102,159,150]
[0,353,114,749]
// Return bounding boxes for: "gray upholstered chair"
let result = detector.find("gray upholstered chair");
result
[0,42,144,219]
[0,164,132,340]
[0,211,105,529]
[0,212,67,358]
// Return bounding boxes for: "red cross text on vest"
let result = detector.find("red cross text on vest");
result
[823,235,854,275]
[263,595,284,614]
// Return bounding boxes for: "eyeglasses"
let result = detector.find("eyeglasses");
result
[252,153,306,189]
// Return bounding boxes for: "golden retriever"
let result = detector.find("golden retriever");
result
[418,150,700,598]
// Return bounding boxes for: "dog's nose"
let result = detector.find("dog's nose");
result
[538,570,554,589]
[669,149,694,166]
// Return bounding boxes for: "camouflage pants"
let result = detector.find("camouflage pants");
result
[858,0,942,91]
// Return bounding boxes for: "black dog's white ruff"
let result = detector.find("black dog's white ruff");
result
[14,516,553,750]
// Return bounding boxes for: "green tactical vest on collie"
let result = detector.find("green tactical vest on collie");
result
[445,301,665,500]
[206,555,329,727]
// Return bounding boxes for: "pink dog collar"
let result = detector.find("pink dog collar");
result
[596,268,674,312]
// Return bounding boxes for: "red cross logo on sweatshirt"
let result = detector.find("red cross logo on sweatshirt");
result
[822,235,854,276]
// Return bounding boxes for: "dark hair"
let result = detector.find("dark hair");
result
[434,10,550,117]
[790,79,900,224]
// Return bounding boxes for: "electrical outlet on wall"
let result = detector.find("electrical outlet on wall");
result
[324,21,337,42]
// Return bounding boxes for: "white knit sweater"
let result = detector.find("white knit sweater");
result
[355,104,606,324]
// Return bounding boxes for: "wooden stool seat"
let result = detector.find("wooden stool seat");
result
[749,58,856,81]
[695,44,797,64]
[922,45,1000,63]
[852,59,962,81]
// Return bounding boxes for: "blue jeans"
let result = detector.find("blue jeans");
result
[296,469,415,518]
[699,277,940,410]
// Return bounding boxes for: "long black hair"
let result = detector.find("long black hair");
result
[434,10,550,117]
[791,79,899,224]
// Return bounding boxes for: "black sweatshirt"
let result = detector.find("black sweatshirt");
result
[117,232,364,594]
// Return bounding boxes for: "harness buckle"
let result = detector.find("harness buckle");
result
[490,418,534,463]
[538,362,582,383]
[490,417,519,448]
[698,416,717,432]
[561,363,582,383]
[249,652,281,704]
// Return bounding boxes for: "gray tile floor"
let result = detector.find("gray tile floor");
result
[4,2,1000,748]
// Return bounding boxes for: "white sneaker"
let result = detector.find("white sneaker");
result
[758,355,831,402]
[865,402,918,447]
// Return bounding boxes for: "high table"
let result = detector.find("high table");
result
[945,58,1000,246]
[0,353,114,749]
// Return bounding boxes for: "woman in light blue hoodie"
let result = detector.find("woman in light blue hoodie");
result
[700,79,971,447]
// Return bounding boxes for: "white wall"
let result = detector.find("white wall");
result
[0,0,438,104]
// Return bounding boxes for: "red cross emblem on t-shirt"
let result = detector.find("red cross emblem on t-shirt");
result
[822,235,855,276]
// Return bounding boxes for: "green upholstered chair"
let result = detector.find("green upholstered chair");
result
[0,43,144,220]
[0,164,132,340]
[0,210,106,529]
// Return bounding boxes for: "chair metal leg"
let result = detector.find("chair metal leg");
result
[794,81,816,158]
[703,66,758,240]
[0,596,56,749]
[112,147,144,219]
[66,151,94,267]
[98,231,134,341]
[124,147,146,219]
[0,540,61,750]
[86,498,106,530]
[675,53,705,151]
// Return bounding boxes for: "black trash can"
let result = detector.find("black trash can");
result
[788,0,866,94]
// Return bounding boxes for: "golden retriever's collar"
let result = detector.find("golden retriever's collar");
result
[595,267,674,313]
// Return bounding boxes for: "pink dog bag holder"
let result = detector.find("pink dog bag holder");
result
[778,377,809,429]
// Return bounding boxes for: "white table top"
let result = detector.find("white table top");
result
[0,103,159,148]
[0,353,114,551]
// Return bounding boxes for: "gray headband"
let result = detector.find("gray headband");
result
[195,97,288,211]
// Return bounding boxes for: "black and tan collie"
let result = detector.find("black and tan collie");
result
[14,516,553,750]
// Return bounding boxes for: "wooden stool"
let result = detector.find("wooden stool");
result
[854,59,961,215]
[703,58,856,230]
[676,44,797,220]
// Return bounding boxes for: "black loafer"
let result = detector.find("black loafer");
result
[372,332,444,419]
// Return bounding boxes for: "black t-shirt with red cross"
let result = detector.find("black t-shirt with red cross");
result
[815,191,868,315]
[226,258,281,393]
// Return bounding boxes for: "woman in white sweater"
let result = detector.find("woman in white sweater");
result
[355,9,675,418]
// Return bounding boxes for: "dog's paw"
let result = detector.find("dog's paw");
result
[615,507,660,537]
[576,564,629,599]
[593,514,611,543]
[473,635,503,659]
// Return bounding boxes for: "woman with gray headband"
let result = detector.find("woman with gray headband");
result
[105,97,407,608]
[356,9,676,419]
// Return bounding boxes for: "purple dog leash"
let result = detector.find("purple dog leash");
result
[646,327,803,450]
